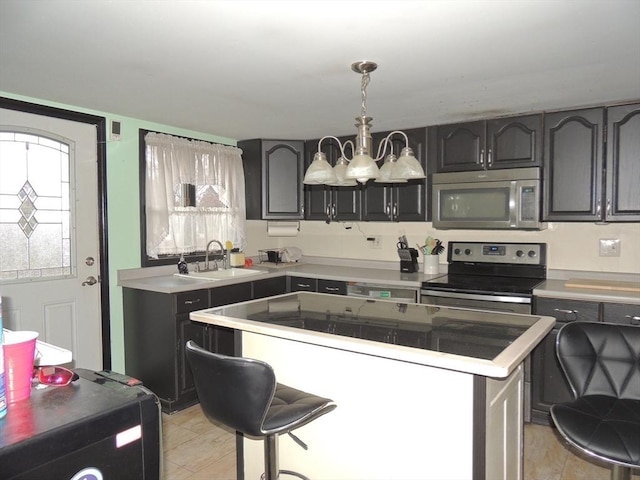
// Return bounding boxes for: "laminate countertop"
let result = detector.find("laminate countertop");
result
[118,262,444,294]
[534,278,640,305]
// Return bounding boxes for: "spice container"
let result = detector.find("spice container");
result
[230,248,245,267]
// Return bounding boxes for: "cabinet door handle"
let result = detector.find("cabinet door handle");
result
[185,299,202,305]
[326,205,330,216]
[393,204,398,218]
[625,315,640,325]
[297,283,311,288]
[554,308,578,320]
[324,287,340,292]
[479,149,485,166]
[332,205,336,217]
[596,199,601,216]
[385,203,391,215]
[606,198,611,217]
[487,149,493,167]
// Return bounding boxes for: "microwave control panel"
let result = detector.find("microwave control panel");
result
[449,242,546,266]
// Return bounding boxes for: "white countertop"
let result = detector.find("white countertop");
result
[118,257,640,306]
[191,293,555,378]
[118,259,444,294]
[534,268,640,305]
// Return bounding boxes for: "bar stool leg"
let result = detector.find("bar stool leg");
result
[263,434,279,480]
[611,465,631,480]
[261,434,311,480]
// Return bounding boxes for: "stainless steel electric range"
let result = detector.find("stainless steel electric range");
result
[420,241,547,423]
[420,241,547,315]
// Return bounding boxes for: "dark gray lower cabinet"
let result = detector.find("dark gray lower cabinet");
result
[123,278,285,413]
[530,296,639,425]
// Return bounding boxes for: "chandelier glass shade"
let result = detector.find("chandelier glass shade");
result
[303,61,426,186]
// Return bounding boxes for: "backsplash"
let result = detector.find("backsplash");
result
[246,220,640,275]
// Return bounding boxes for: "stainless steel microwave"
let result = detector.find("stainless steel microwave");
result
[432,167,545,230]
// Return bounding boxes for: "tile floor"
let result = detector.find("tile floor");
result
[162,404,638,480]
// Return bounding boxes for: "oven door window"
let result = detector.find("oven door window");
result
[440,186,510,221]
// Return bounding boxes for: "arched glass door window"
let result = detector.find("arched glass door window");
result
[0,129,74,282]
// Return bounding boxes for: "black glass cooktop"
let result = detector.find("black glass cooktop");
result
[206,292,539,361]
[422,274,545,296]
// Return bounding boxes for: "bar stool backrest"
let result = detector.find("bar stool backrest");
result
[556,321,640,400]
[185,340,276,437]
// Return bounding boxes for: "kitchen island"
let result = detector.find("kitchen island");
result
[191,292,555,480]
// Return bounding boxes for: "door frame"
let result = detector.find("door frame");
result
[1,96,111,369]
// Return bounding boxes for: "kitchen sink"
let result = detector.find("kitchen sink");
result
[174,268,266,281]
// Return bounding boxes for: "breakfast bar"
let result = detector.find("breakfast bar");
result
[191,292,555,480]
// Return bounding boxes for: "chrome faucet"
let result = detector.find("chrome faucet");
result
[204,240,225,271]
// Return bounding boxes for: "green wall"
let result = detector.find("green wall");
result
[1,91,236,372]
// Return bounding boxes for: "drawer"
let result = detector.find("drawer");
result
[318,279,347,295]
[289,276,317,292]
[533,297,599,322]
[175,289,209,314]
[602,303,640,325]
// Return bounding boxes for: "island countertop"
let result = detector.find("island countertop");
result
[190,292,555,378]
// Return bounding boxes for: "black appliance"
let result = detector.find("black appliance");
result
[0,369,161,480]
[420,241,547,314]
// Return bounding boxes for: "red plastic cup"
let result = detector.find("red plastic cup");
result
[3,331,38,403]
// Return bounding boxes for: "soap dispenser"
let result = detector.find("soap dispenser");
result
[177,255,189,274]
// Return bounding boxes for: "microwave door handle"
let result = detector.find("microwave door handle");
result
[511,181,519,227]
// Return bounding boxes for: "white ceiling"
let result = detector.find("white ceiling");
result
[1,0,639,141]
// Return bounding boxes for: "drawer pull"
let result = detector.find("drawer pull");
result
[554,308,578,321]
[185,299,202,305]
[297,283,311,288]
[625,315,640,325]
[324,287,340,292]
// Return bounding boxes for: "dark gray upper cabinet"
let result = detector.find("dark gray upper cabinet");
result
[543,108,604,221]
[304,137,361,222]
[239,139,305,220]
[543,105,640,222]
[429,115,542,173]
[606,103,640,221]
[362,127,428,222]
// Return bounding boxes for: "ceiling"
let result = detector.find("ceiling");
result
[1,0,639,141]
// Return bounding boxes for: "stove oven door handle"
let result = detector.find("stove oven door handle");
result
[420,290,531,304]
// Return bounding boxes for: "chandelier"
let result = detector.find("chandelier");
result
[303,61,426,186]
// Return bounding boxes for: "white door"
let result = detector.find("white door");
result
[0,108,102,371]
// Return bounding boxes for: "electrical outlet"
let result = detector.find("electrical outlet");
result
[599,238,621,257]
[367,236,382,249]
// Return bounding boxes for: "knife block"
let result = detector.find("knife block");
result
[398,248,419,273]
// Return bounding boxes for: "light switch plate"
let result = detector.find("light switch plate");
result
[599,238,621,257]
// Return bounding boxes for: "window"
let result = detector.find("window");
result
[140,130,246,266]
[0,130,73,282]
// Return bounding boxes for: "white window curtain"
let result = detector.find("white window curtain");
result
[145,132,246,258]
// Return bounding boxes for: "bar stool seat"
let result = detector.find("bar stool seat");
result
[550,322,640,480]
[185,340,336,480]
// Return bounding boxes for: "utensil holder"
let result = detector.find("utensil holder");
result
[423,255,439,274]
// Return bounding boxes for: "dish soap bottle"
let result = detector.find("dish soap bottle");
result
[224,241,233,269]
[177,255,189,274]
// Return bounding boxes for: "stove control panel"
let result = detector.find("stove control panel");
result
[449,242,545,265]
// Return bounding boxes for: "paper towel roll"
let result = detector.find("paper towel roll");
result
[267,221,299,237]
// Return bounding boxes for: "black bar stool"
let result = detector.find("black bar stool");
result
[550,321,640,480]
[185,340,336,480]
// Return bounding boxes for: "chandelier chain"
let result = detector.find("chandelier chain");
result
[360,72,370,117]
